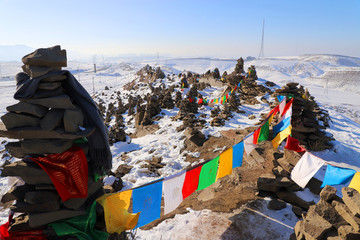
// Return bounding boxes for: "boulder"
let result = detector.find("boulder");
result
[33,88,64,99]
[1,112,40,129]
[40,74,67,83]
[276,190,313,210]
[6,102,48,118]
[24,191,59,204]
[320,185,337,202]
[10,199,60,213]
[337,225,360,240]
[22,45,67,67]
[257,172,280,192]
[24,94,76,109]
[1,184,35,204]
[301,207,333,239]
[267,199,286,210]
[1,160,52,185]
[63,107,84,132]
[5,139,73,158]
[342,187,360,217]
[333,200,360,232]
[314,199,347,229]
[37,82,62,91]
[29,209,86,228]
[40,109,64,131]
[21,65,61,78]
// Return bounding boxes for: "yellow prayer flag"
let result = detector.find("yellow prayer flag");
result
[272,125,292,149]
[216,147,233,181]
[97,190,139,234]
[215,98,219,104]
[349,172,360,193]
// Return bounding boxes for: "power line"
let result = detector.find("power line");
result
[258,19,265,59]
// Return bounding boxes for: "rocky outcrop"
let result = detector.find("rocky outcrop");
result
[292,186,360,240]
[136,65,165,83]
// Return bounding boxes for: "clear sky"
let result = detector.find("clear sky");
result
[0,0,359,59]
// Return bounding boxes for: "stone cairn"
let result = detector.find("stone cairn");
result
[0,46,109,239]
[291,186,360,240]
[274,82,333,151]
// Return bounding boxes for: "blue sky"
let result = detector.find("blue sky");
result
[0,0,359,59]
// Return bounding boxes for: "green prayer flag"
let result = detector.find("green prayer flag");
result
[50,201,109,240]
[197,156,219,190]
[258,120,269,142]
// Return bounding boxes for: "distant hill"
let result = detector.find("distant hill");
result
[0,45,35,61]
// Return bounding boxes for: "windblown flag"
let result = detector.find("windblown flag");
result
[285,136,306,152]
[96,191,139,234]
[253,120,270,144]
[279,97,286,116]
[197,157,219,190]
[244,133,256,156]
[132,180,163,228]
[348,172,360,193]
[272,98,293,149]
[321,165,356,188]
[223,95,226,103]
[267,105,279,125]
[232,141,244,168]
[182,166,202,199]
[198,98,203,104]
[216,148,233,181]
[215,98,219,104]
[290,152,325,188]
[50,201,109,240]
[163,172,186,215]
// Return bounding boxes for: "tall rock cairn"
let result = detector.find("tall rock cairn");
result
[0,46,109,239]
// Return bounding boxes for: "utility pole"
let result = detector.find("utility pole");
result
[258,19,265,59]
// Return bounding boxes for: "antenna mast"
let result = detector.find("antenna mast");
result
[258,19,265,59]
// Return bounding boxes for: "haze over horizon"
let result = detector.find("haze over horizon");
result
[0,0,359,61]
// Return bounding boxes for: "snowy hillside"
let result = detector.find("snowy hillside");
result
[1,54,360,239]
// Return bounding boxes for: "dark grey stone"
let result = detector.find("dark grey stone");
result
[63,107,84,133]
[29,209,86,228]
[1,184,35,203]
[40,109,64,131]
[22,45,67,67]
[10,199,60,213]
[6,102,48,118]
[1,112,40,129]
[40,74,66,82]
[5,139,73,158]
[22,65,61,78]
[24,94,76,109]
[25,191,59,204]
[1,160,53,185]
[267,199,287,210]
[33,88,64,99]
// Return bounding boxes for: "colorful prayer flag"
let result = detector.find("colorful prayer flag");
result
[163,172,186,215]
[182,166,202,199]
[96,191,139,234]
[253,120,270,144]
[215,98,219,104]
[267,105,279,125]
[197,157,219,190]
[198,98,203,104]
[223,95,226,103]
[290,152,325,188]
[132,180,163,228]
[273,117,291,136]
[244,133,256,156]
[272,124,292,149]
[321,165,356,188]
[210,99,214,103]
[279,98,293,122]
[348,172,360,193]
[50,201,109,240]
[232,141,244,168]
[216,148,233,181]
[279,97,286,116]
[285,136,306,152]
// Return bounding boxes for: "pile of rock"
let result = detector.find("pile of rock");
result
[275,82,333,151]
[0,46,108,238]
[136,65,165,83]
[234,57,245,74]
[291,186,360,240]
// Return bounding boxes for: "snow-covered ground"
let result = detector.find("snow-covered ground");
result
[1,54,360,239]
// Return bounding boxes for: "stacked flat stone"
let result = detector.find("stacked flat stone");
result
[0,46,104,238]
[274,82,333,151]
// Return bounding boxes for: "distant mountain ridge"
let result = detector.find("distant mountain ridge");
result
[0,45,35,62]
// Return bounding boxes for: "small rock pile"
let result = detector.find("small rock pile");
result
[291,186,360,240]
[136,64,165,83]
[275,82,333,151]
[0,46,109,239]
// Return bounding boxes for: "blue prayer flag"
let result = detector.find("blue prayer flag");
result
[321,165,356,188]
[232,141,244,168]
[277,95,285,102]
[132,180,163,228]
[273,117,291,136]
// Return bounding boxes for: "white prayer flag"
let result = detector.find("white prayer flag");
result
[291,152,325,188]
[244,133,256,156]
[279,97,286,116]
[163,171,186,215]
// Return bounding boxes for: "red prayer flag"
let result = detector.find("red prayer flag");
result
[189,97,193,103]
[0,221,46,240]
[285,136,306,152]
[31,146,88,202]
[210,99,214,103]
[199,98,203,104]
[234,85,237,90]
[182,166,202,199]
